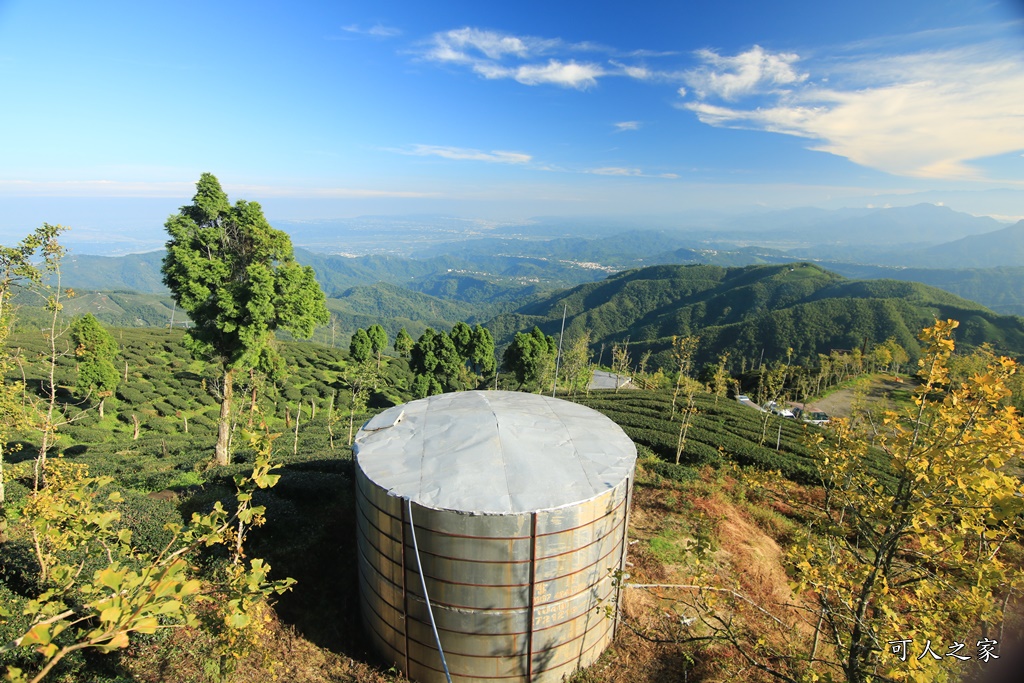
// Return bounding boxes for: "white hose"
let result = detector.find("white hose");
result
[407,497,453,683]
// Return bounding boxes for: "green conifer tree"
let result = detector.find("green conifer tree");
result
[69,314,119,418]
[161,174,328,466]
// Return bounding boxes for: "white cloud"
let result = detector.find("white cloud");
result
[628,49,681,58]
[400,144,532,164]
[614,121,641,132]
[422,27,694,91]
[588,167,643,176]
[426,27,550,63]
[422,27,615,90]
[342,23,401,38]
[513,60,604,88]
[469,58,604,89]
[609,60,653,80]
[367,25,401,38]
[679,44,1024,181]
[684,45,807,100]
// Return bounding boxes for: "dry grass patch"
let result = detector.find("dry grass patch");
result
[601,468,821,682]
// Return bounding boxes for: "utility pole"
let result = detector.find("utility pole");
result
[552,303,567,397]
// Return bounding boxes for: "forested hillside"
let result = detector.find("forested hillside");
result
[486,262,1024,369]
[822,263,1024,316]
[51,220,1024,331]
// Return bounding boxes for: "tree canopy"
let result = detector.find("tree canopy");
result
[469,324,496,377]
[793,319,1024,682]
[503,326,557,390]
[409,328,462,397]
[69,314,119,417]
[349,328,372,364]
[393,327,414,357]
[161,173,328,465]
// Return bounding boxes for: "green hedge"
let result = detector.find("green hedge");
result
[117,386,146,404]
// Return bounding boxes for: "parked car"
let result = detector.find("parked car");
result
[801,411,830,425]
[764,401,795,418]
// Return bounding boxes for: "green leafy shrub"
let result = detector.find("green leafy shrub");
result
[113,489,182,556]
[189,414,217,431]
[72,410,101,427]
[65,425,110,444]
[2,479,30,509]
[152,400,177,417]
[116,386,146,404]
[164,394,190,411]
[641,458,700,483]
[194,390,217,407]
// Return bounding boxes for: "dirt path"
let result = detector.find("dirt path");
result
[797,376,915,419]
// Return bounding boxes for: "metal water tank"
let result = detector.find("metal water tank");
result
[354,390,636,683]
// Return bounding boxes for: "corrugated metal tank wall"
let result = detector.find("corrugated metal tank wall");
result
[354,391,636,683]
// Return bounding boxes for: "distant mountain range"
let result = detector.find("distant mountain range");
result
[28,256,1024,369]
[38,203,1024,346]
[821,264,1024,316]
[485,263,1024,370]
[919,220,1024,268]
[703,203,1006,246]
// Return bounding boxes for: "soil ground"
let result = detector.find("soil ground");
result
[796,375,915,419]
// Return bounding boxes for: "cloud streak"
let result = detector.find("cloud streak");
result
[426,27,551,63]
[421,27,674,90]
[678,43,1024,180]
[475,60,605,88]
[586,167,679,179]
[399,144,533,164]
[342,23,401,38]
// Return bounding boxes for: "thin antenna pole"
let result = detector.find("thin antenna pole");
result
[552,303,567,397]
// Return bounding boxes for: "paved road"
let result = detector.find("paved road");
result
[589,370,632,390]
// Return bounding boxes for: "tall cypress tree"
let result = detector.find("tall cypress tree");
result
[69,313,119,418]
[162,174,328,465]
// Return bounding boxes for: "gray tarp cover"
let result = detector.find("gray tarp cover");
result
[354,391,637,514]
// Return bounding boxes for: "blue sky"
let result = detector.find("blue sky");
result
[1,0,1023,233]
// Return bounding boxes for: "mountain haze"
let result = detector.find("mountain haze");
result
[921,220,1024,268]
